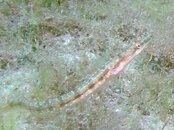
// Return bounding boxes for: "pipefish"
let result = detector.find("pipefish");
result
[0,37,151,112]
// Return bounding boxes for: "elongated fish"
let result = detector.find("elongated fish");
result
[0,36,151,112]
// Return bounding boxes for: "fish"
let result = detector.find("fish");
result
[0,35,151,112]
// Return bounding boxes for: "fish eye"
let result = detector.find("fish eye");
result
[136,43,141,48]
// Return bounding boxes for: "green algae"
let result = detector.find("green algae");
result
[32,63,58,99]
[0,110,25,130]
